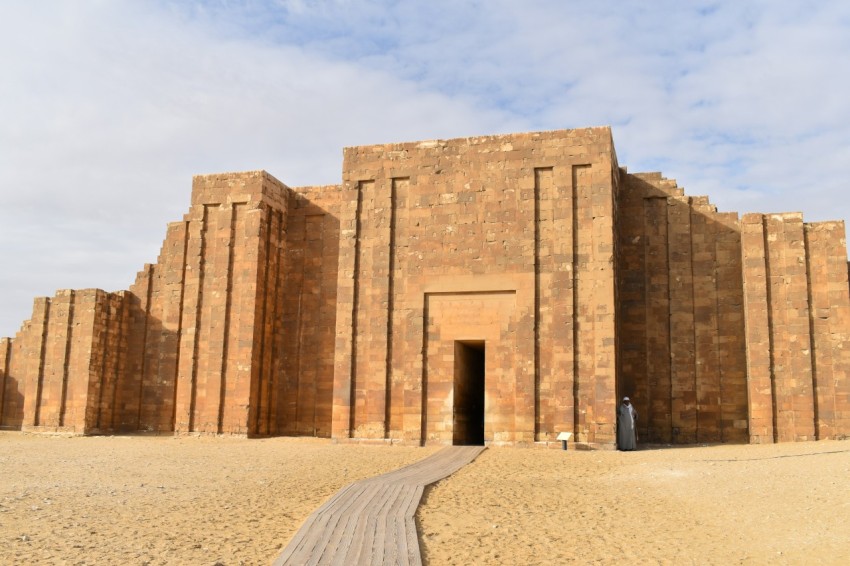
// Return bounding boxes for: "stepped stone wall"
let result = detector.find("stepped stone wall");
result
[616,173,749,444]
[0,171,344,438]
[1,127,849,447]
[0,289,121,433]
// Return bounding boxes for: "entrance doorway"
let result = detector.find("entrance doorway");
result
[453,340,485,445]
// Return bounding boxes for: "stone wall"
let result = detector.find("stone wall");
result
[0,170,306,436]
[272,185,341,437]
[2,126,849,447]
[109,171,339,437]
[332,128,620,446]
[616,173,749,444]
[0,289,119,433]
[806,222,850,439]
[87,291,127,432]
[0,337,16,429]
[741,214,850,442]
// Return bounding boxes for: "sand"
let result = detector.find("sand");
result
[1,433,849,565]
[0,433,438,565]
[419,440,850,565]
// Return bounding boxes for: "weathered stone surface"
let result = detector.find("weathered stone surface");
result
[2,127,849,447]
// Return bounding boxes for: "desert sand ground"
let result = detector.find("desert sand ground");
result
[1,432,848,565]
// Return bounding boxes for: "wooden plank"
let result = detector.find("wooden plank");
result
[274,484,354,564]
[403,485,426,566]
[322,483,381,563]
[273,446,485,565]
[353,482,403,565]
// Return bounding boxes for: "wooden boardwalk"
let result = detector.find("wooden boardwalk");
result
[273,445,485,566]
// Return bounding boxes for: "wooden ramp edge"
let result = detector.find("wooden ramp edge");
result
[273,445,485,566]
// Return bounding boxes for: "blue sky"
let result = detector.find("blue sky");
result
[1,1,850,335]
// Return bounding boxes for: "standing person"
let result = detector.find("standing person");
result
[617,396,638,451]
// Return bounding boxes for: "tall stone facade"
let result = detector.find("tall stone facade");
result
[2,127,849,447]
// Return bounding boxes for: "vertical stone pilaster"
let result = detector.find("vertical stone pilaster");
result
[386,177,408,439]
[36,290,74,429]
[714,212,748,443]
[766,213,815,441]
[0,337,11,427]
[572,161,617,445]
[741,214,774,443]
[331,180,363,439]
[534,165,575,441]
[644,196,672,442]
[534,167,553,439]
[174,213,205,433]
[252,207,282,436]
[805,221,850,439]
[220,202,257,435]
[191,203,228,433]
[588,161,618,446]
[348,179,394,438]
[550,165,576,439]
[667,196,697,443]
[690,198,722,442]
[93,291,127,432]
[16,298,49,428]
[120,266,151,431]
[572,164,594,442]
[68,289,115,433]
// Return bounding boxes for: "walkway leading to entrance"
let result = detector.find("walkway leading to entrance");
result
[273,445,486,566]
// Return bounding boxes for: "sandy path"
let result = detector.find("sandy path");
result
[2,433,849,565]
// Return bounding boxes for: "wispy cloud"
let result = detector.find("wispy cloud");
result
[1,1,849,335]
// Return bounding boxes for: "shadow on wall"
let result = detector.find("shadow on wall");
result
[0,176,344,439]
[616,173,749,445]
[0,376,24,430]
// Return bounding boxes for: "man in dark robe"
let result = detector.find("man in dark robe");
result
[617,396,638,451]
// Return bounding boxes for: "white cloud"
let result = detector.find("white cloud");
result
[2,1,850,335]
[0,1,519,335]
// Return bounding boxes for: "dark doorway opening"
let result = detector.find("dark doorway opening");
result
[453,340,485,446]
